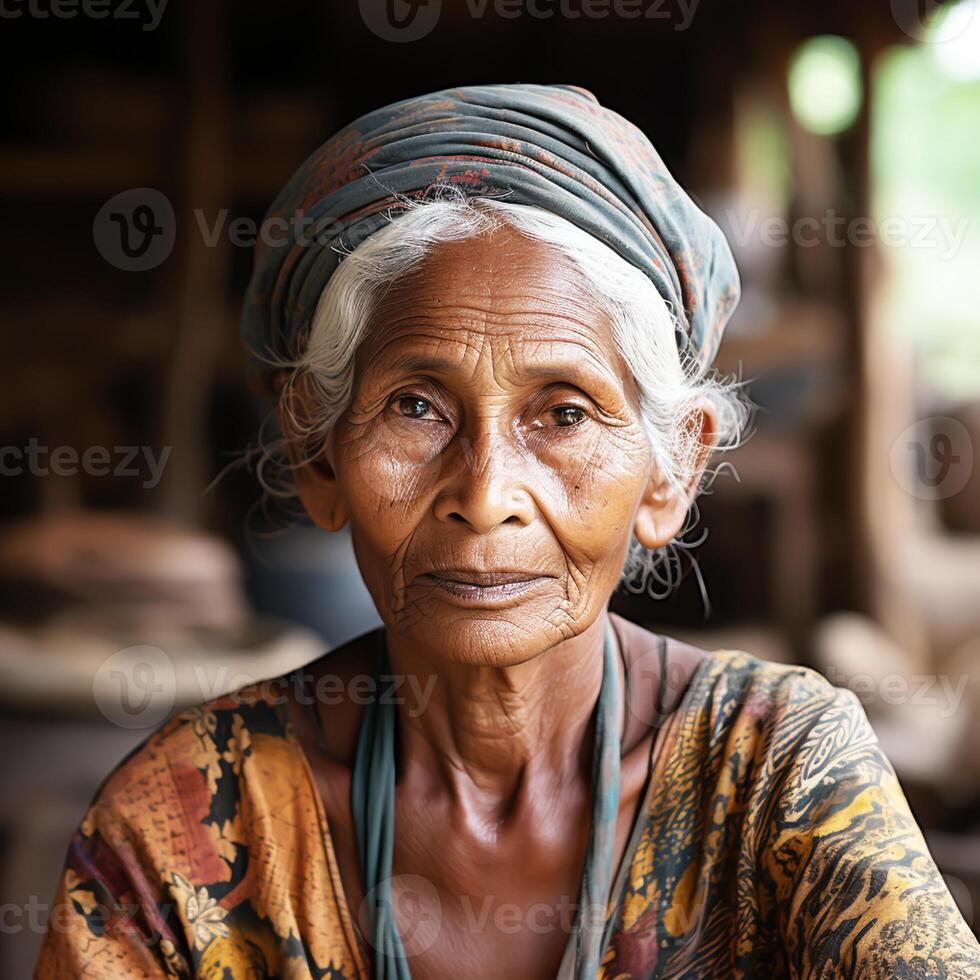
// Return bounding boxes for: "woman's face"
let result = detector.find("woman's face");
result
[293,225,707,665]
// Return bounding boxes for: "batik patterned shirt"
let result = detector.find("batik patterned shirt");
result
[35,649,980,978]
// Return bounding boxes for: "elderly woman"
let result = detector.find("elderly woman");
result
[38,85,979,979]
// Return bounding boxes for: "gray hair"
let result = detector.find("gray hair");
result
[274,192,748,596]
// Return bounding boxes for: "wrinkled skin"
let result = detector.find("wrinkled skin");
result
[284,226,715,980]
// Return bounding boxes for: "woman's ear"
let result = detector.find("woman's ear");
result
[633,402,717,549]
[276,379,349,533]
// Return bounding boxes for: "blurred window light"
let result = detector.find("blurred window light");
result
[788,35,863,136]
[872,44,980,398]
[928,0,980,81]
[734,91,792,210]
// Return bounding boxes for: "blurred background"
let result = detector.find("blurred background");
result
[1,0,979,972]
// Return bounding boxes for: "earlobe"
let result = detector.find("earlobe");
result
[633,477,689,550]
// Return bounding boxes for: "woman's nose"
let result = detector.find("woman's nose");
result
[433,432,536,534]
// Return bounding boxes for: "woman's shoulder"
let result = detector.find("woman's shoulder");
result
[80,630,386,848]
[649,641,876,807]
[91,628,387,811]
[614,614,850,738]
[688,646,857,731]
[616,616,871,792]
[86,675,310,842]
[618,644,980,976]
[46,674,363,979]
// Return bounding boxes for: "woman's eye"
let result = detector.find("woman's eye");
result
[396,396,434,419]
[551,405,586,427]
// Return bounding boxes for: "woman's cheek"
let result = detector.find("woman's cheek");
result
[341,448,436,621]
[340,424,444,538]
[545,430,648,560]
[371,414,456,486]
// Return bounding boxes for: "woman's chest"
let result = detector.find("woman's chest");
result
[313,732,655,980]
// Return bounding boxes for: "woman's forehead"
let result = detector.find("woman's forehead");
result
[359,308,627,398]
[359,230,623,372]
[381,225,596,313]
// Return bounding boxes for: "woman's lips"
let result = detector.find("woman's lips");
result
[416,570,552,606]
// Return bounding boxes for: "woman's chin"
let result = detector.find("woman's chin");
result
[395,597,574,667]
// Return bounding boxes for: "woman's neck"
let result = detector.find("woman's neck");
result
[385,612,617,829]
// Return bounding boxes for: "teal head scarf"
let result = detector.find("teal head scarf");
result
[242,83,739,381]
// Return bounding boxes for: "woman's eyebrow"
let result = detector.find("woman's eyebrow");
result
[369,346,626,401]
[373,348,623,395]
[512,361,627,402]
[517,359,618,384]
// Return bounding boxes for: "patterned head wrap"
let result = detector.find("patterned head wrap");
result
[242,83,739,380]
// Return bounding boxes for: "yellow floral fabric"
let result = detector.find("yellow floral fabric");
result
[35,650,980,978]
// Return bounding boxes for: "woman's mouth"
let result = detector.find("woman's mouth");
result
[416,570,552,606]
